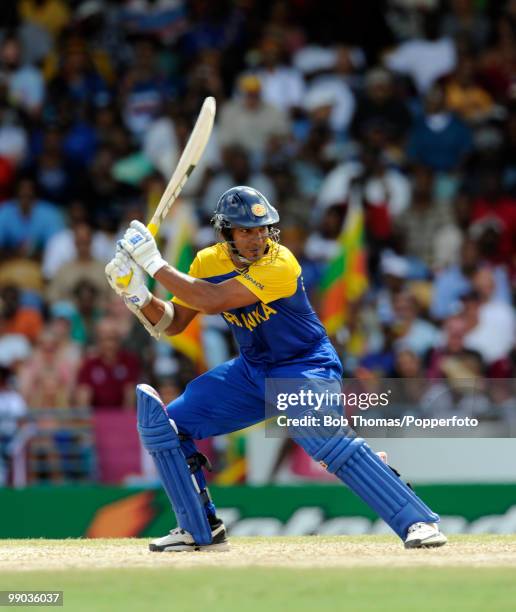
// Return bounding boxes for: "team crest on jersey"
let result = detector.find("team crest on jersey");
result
[251,203,267,217]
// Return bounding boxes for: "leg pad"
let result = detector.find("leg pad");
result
[136,384,212,545]
[297,426,439,539]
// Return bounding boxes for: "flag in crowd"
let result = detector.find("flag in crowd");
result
[318,201,368,336]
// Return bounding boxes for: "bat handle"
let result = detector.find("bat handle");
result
[115,269,133,289]
[147,219,160,237]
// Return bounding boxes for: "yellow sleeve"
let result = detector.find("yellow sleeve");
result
[171,256,201,310]
[234,248,301,304]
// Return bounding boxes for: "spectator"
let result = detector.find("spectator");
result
[266,162,311,226]
[256,36,306,114]
[444,53,495,123]
[82,145,134,222]
[0,173,64,258]
[406,84,473,172]
[303,46,357,135]
[18,327,76,409]
[0,284,43,344]
[46,222,110,305]
[394,165,452,268]
[47,305,82,373]
[0,155,14,201]
[0,365,27,485]
[27,125,80,205]
[119,35,173,140]
[0,34,45,118]
[392,291,441,358]
[201,145,276,217]
[395,347,424,381]
[0,103,28,167]
[427,315,468,378]
[67,280,104,348]
[469,166,516,264]
[384,10,457,94]
[42,202,113,280]
[304,205,343,263]
[439,0,491,51]
[431,190,470,269]
[19,0,70,40]
[292,121,335,199]
[75,318,140,410]
[317,146,410,237]
[218,74,289,165]
[180,48,226,118]
[103,295,154,377]
[430,238,511,320]
[47,35,109,110]
[351,68,412,148]
[422,350,490,418]
[477,13,516,102]
[463,268,516,366]
[357,323,397,379]
[375,251,410,326]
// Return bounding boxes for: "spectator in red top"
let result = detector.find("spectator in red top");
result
[75,318,140,410]
[0,156,14,201]
[427,315,468,379]
[470,166,516,264]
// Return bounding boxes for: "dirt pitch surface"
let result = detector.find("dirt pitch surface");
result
[1,535,516,571]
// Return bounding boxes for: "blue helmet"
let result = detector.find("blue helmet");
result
[212,186,279,233]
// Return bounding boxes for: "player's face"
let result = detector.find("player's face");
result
[232,226,269,262]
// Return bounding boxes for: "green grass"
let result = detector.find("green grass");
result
[1,567,515,612]
[1,536,515,612]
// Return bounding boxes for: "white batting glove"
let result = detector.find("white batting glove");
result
[119,220,167,278]
[105,249,152,308]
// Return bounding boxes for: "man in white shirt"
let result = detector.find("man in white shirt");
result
[0,365,27,486]
[257,38,306,113]
[463,268,516,365]
[384,13,456,94]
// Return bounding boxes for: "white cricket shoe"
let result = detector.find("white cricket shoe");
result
[149,521,229,552]
[404,522,448,549]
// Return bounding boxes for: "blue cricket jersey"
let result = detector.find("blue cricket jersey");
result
[172,242,327,365]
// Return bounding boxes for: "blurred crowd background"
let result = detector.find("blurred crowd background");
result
[1,0,515,486]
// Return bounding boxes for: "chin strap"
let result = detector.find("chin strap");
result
[223,238,278,267]
[228,242,256,266]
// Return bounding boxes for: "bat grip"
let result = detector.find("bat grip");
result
[147,220,160,237]
[115,269,133,289]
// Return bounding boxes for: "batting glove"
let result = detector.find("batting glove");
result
[119,220,167,278]
[105,249,152,308]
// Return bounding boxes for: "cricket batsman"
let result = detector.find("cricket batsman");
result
[105,186,447,551]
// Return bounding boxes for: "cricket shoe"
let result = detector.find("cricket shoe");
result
[149,520,229,552]
[404,522,448,549]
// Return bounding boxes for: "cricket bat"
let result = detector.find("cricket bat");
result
[117,96,216,288]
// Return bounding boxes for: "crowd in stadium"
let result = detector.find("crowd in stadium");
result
[1,0,516,483]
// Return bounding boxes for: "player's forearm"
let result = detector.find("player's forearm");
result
[140,295,189,335]
[154,264,222,313]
